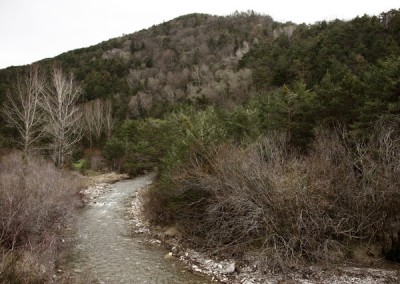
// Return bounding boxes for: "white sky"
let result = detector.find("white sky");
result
[0,0,399,69]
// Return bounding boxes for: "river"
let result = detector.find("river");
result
[62,175,210,283]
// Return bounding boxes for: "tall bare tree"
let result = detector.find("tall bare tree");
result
[82,98,114,147]
[42,67,82,168]
[2,66,45,155]
[82,99,102,146]
[104,99,114,138]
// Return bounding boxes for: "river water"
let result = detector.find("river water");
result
[63,175,210,283]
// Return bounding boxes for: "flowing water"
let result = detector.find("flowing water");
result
[63,175,209,283]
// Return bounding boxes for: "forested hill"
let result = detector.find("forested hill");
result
[1,9,400,151]
[1,10,400,125]
[0,12,273,117]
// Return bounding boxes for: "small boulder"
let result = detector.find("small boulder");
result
[164,226,180,238]
[164,252,174,259]
[221,261,235,274]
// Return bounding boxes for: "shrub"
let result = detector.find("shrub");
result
[146,122,400,271]
[0,152,81,282]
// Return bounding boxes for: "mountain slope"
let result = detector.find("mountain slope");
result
[0,12,274,118]
[1,9,400,142]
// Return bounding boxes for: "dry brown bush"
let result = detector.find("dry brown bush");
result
[165,125,399,272]
[353,121,400,261]
[0,152,81,282]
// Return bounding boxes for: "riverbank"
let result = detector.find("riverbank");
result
[127,182,267,283]
[129,184,400,284]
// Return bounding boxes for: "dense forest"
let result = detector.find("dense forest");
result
[1,9,399,281]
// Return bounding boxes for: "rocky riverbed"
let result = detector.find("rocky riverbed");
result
[79,172,129,203]
[64,173,210,283]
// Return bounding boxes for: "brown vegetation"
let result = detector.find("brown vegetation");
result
[145,123,400,272]
[0,152,81,282]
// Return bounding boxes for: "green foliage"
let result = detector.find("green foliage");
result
[103,137,126,171]
[239,10,400,141]
[160,107,227,173]
[315,63,363,126]
[255,82,321,149]
[103,106,229,176]
[72,159,87,174]
[241,11,400,88]
[220,106,260,143]
[103,118,173,175]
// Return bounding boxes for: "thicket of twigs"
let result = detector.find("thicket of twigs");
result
[0,152,81,282]
[147,122,400,271]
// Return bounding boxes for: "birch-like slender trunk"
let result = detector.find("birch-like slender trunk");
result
[81,98,114,146]
[42,67,82,168]
[2,65,45,156]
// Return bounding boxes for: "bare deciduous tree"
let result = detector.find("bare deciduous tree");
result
[2,66,45,155]
[42,67,82,168]
[104,99,114,138]
[83,99,103,146]
[82,98,114,146]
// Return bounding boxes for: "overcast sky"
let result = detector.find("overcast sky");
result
[0,0,399,69]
